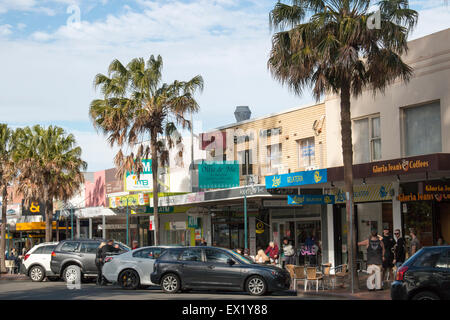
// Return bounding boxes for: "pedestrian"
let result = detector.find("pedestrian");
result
[132,240,139,250]
[95,242,106,286]
[393,229,406,270]
[437,236,447,246]
[265,241,279,265]
[98,240,121,286]
[358,228,385,291]
[234,248,243,255]
[255,248,269,264]
[199,238,207,246]
[281,237,295,268]
[381,227,395,284]
[409,228,421,257]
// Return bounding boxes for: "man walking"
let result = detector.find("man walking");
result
[358,228,385,291]
[96,240,120,286]
[409,228,421,258]
[381,228,395,284]
[393,229,406,270]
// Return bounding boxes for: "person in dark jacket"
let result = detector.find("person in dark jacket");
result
[381,228,396,284]
[96,240,121,286]
[95,242,106,285]
[393,229,406,269]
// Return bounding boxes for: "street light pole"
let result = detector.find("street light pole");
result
[126,198,130,247]
[244,152,249,250]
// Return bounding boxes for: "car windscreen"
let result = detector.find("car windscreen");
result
[226,249,254,264]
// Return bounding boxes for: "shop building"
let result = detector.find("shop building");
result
[323,28,450,267]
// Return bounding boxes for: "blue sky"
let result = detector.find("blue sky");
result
[1,0,449,171]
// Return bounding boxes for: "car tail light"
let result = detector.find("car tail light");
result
[24,254,30,261]
[396,266,409,281]
[104,257,113,263]
[51,251,56,257]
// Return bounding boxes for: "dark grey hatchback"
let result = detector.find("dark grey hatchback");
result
[150,246,291,296]
[391,246,450,300]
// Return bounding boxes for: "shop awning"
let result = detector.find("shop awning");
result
[61,206,117,219]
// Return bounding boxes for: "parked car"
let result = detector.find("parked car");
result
[151,246,291,296]
[391,246,450,300]
[102,246,174,289]
[50,239,130,284]
[21,242,59,282]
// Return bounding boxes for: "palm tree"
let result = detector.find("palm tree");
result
[268,0,417,290]
[89,54,203,245]
[14,125,87,242]
[0,124,18,273]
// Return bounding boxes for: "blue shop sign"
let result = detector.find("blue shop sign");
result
[265,169,327,189]
[288,194,335,205]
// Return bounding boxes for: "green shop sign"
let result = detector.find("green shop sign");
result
[188,216,199,228]
[199,161,240,189]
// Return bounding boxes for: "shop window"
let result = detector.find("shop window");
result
[266,143,282,174]
[238,149,253,175]
[403,101,442,157]
[297,137,315,168]
[353,115,381,164]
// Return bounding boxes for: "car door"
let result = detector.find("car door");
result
[178,248,208,287]
[78,241,100,274]
[204,248,242,288]
[41,245,56,272]
[132,248,163,284]
[436,248,450,299]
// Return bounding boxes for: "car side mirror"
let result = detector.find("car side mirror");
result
[227,258,236,266]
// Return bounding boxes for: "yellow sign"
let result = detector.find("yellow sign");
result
[314,171,322,183]
[30,202,40,213]
[256,221,265,234]
[15,222,67,231]
[272,176,281,188]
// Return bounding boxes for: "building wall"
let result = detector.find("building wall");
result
[204,103,327,184]
[85,170,106,207]
[325,28,450,167]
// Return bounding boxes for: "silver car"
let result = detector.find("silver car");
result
[102,246,174,289]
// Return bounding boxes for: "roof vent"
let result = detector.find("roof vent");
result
[234,106,251,122]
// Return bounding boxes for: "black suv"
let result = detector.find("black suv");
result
[391,246,450,300]
[151,246,291,296]
[50,239,129,283]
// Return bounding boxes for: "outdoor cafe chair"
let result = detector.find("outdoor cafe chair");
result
[304,266,323,292]
[330,264,348,289]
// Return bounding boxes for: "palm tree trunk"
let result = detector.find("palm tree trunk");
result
[0,185,8,273]
[150,132,159,246]
[340,82,359,291]
[44,187,53,242]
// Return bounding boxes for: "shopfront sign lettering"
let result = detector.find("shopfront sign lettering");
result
[288,194,335,205]
[265,169,327,189]
[424,184,450,193]
[372,159,429,174]
[398,193,450,202]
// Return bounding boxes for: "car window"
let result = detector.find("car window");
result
[205,249,231,264]
[180,248,203,262]
[79,242,100,254]
[60,242,79,252]
[133,248,154,259]
[32,246,45,254]
[413,249,443,268]
[436,250,449,269]
[42,245,56,254]
[159,249,183,261]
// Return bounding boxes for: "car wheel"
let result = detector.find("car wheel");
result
[29,266,45,282]
[412,291,440,300]
[161,274,180,294]
[118,269,140,290]
[246,276,267,296]
[64,265,81,284]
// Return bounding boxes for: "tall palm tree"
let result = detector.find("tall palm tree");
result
[0,124,18,273]
[14,125,87,242]
[268,0,417,289]
[90,54,203,245]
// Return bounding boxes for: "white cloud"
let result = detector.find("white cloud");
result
[0,24,12,36]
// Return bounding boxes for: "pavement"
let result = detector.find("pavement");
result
[0,276,390,300]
